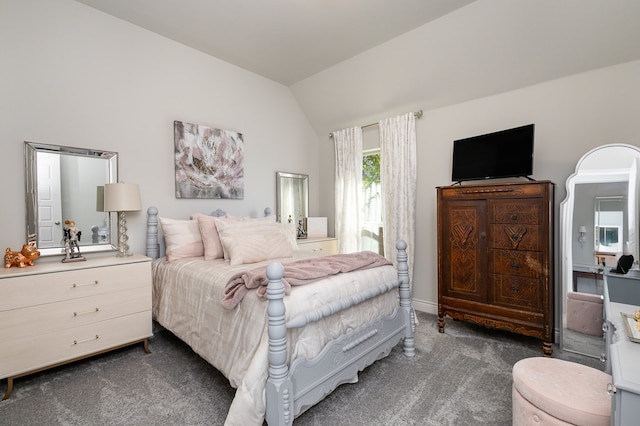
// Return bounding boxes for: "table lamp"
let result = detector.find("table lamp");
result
[103,183,142,257]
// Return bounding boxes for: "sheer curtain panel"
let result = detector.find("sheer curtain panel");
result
[332,127,363,254]
[379,112,417,282]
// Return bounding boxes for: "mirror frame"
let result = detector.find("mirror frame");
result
[25,141,119,256]
[559,143,640,356]
[275,171,309,226]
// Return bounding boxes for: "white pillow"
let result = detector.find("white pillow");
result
[216,220,297,261]
[159,217,203,262]
[194,213,224,260]
[220,231,293,265]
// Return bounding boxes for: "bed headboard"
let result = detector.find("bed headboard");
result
[145,206,272,260]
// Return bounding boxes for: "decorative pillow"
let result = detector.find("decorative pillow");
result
[220,231,293,265]
[215,220,297,261]
[194,213,224,260]
[159,217,204,262]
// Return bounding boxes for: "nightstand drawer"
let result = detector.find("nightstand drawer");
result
[297,238,338,254]
[0,286,150,341]
[0,311,151,379]
[0,262,150,311]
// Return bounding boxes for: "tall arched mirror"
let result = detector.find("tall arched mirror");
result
[25,141,118,256]
[559,144,640,357]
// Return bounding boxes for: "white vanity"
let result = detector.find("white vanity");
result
[604,271,640,425]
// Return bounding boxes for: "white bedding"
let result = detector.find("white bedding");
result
[152,250,399,425]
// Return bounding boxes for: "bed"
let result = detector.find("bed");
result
[146,206,416,425]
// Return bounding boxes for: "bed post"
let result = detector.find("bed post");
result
[265,262,294,426]
[397,240,416,358]
[146,206,159,260]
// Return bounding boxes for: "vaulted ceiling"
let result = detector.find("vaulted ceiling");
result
[74,0,476,85]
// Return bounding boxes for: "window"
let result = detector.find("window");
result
[361,149,383,255]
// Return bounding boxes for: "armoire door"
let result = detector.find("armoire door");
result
[439,199,488,303]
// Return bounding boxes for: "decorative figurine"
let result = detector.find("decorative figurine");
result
[297,216,307,239]
[4,242,41,268]
[62,219,86,262]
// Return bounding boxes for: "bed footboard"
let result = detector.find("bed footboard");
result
[265,241,415,425]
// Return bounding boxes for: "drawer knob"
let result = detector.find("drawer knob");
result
[511,214,518,221]
[511,285,520,292]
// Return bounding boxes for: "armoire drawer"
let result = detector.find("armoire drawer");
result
[0,286,150,342]
[491,274,542,311]
[490,199,542,224]
[0,262,150,312]
[0,311,151,379]
[490,224,543,251]
[491,250,543,278]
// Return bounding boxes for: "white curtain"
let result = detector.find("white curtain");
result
[332,127,363,253]
[379,112,417,282]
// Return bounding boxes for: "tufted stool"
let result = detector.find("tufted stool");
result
[512,357,611,425]
[566,292,604,336]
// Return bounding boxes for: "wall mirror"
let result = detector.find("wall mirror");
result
[25,141,118,256]
[559,144,640,357]
[276,171,308,238]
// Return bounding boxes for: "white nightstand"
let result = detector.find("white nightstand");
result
[0,254,152,400]
[296,237,338,254]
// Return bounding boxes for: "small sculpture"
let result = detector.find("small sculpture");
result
[4,242,41,268]
[62,219,86,262]
[297,216,307,239]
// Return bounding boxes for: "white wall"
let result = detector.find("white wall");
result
[313,60,640,312]
[0,0,319,256]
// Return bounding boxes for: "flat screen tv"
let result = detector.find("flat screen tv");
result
[451,124,534,182]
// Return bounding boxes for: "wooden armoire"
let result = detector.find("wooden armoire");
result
[436,181,554,355]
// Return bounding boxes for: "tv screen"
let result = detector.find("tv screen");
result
[451,124,534,182]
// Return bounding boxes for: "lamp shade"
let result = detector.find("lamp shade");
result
[579,226,587,233]
[103,183,142,212]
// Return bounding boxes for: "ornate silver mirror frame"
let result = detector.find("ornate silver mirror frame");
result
[276,171,309,232]
[25,141,118,256]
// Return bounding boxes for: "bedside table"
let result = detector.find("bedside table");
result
[0,254,152,400]
[296,237,338,254]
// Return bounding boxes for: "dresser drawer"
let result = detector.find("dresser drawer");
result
[0,311,151,379]
[0,262,150,311]
[0,286,150,342]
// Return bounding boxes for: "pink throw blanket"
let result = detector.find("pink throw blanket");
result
[222,251,392,309]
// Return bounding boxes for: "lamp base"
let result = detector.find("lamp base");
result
[115,211,132,257]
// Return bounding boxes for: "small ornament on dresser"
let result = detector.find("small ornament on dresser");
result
[4,242,40,268]
[62,219,86,263]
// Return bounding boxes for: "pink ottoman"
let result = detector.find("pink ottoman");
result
[512,357,611,425]
[566,292,604,337]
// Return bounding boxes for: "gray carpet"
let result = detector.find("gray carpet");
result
[0,312,602,425]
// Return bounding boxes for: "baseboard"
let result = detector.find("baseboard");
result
[412,298,437,315]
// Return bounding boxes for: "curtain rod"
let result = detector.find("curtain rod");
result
[329,110,423,138]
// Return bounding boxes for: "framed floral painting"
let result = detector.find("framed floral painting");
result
[174,120,244,199]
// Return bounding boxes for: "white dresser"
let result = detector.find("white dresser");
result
[0,254,152,399]
[296,237,338,254]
